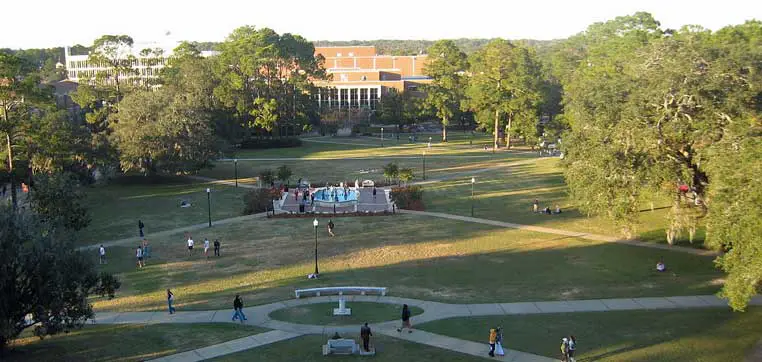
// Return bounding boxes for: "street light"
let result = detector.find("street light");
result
[313,218,319,276]
[422,150,426,180]
[234,159,238,188]
[381,127,384,147]
[206,188,212,227]
[470,178,475,217]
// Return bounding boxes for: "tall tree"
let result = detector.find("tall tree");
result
[423,40,468,142]
[0,208,98,351]
[0,52,51,209]
[466,39,542,150]
[213,26,325,140]
[111,87,218,175]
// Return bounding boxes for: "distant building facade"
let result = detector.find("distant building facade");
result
[64,42,216,85]
[313,46,431,110]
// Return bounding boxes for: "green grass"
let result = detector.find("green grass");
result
[91,214,721,312]
[79,176,249,245]
[268,302,423,326]
[417,308,762,362]
[209,334,485,362]
[425,157,707,248]
[4,323,268,362]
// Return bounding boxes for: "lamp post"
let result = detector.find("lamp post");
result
[422,150,426,180]
[206,188,212,227]
[381,127,384,147]
[234,159,238,188]
[470,178,475,217]
[313,218,319,276]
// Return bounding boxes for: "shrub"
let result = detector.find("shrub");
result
[94,272,121,300]
[390,185,424,210]
[398,168,414,185]
[259,169,275,186]
[243,188,282,214]
[276,165,293,186]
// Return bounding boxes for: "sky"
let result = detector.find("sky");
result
[2,0,761,49]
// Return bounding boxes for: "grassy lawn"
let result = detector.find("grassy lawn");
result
[4,323,268,362]
[210,334,484,362]
[197,155,525,187]
[268,302,423,326]
[79,176,249,245]
[425,157,707,248]
[91,214,721,312]
[417,308,762,362]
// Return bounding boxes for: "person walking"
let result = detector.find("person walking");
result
[488,327,497,357]
[214,239,221,257]
[231,294,247,323]
[360,322,373,352]
[560,337,569,362]
[495,327,505,356]
[372,187,377,201]
[99,245,106,265]
[327,219,335,237]
[167,289,176,314]
[567,335,577,362]
[138,219,145,238]
[187,236,194,256]
[203,238,210,259]
[397,304,413,333]
[135,245,144,269]
[142,239,150,259]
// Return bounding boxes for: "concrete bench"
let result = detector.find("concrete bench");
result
[295,286,387,299]
[322,338,358,355]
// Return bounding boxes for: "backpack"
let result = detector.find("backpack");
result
[568,339,576,351]
[560,340,568,353]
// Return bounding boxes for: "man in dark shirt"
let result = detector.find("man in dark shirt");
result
[232,294,247,322]
[213,239,221,256]
[360,322,373,352]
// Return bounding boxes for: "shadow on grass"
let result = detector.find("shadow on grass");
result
[90,215,722,313]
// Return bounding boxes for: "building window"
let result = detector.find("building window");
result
[349,52,354,56]
[361,75,367,81]
[350,88,358,108]
[340,74,348,82]
[340,89,349,108]
[337,52,342,57]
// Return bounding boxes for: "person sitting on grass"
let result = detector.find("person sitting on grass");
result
[554,204,562,214]
[544,207,552,215]
[656,260,666,272]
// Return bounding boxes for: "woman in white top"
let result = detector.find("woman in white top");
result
[187,237,194,256]
[204,238,210,258]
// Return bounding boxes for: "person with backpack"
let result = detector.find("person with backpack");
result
[213,239,221,257]
[560,337,569,361]
[488,327,497,357]
[232,294,247,323]
[567,335,577,362]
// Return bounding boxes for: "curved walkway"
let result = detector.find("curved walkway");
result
[92,294,758,361]
[398,209,719,257]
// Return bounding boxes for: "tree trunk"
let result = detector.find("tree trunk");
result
[442,117,448,143]
[505,114,512,149]
[5,129,17,211]
[494,109,499,152]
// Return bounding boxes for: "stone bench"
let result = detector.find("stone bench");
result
[294,286,387,299]
[322,338,358,355]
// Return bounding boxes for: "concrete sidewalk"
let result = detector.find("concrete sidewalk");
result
[148,330,302,362]
[92,293,758,362]
[398,209,720,257]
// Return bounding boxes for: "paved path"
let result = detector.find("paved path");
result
[78,212,268,251]
[398,210,719,257]
[148,330,302,362]
[92,293,760,361]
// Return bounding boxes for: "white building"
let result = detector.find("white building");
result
[64,41,216,84]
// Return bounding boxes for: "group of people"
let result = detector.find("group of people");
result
[185,233,221,259]
[533,199,562,215]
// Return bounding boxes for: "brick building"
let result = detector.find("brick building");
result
[313,46,431,110]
